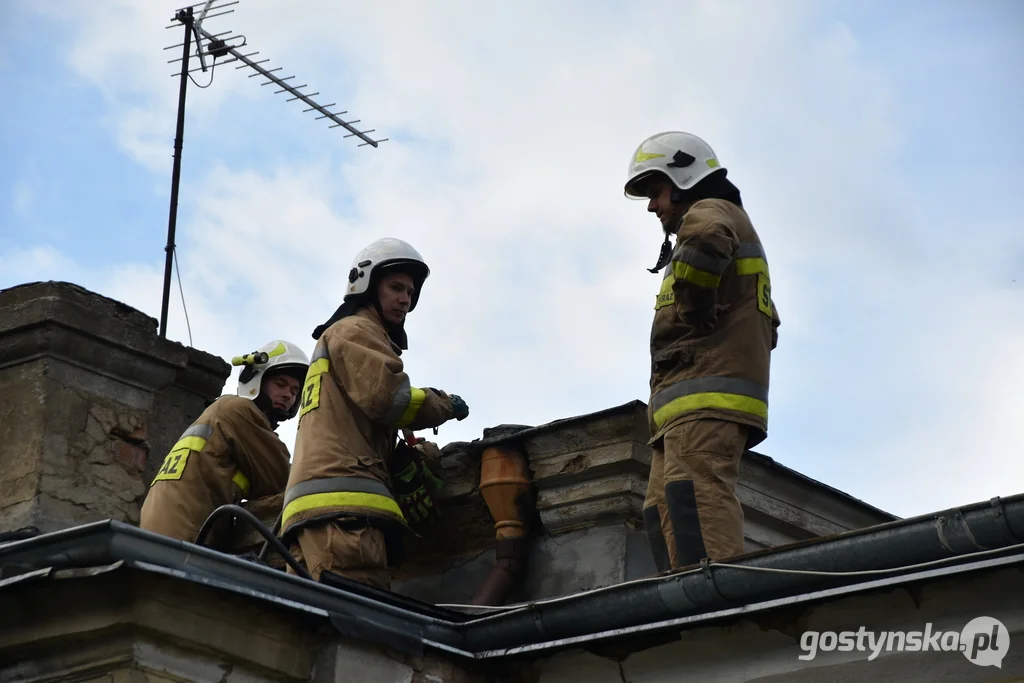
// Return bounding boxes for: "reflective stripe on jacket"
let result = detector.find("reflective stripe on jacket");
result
[139,395,291,546]
[282,306,454,538]
[648,198,781,447]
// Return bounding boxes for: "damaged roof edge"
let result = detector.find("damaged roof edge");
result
[448,399,647,451]
[3,492,1024,660]
[0,520,471,653]
[742,449,901,522]
[452,399,899,522]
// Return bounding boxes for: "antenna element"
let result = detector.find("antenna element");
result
[158,1,388,340]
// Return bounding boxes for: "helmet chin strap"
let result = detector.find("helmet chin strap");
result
[369,289,410,351]
[648,195,688,274]
[648,233,673,273]
[254,393,285,429]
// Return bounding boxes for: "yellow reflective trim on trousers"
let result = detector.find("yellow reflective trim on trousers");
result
[232,470,250,496]
[395,387,427,428]
[281,491,405,527]
[653,392,768,429]
[736,257,769,277]
[672,261,721,289]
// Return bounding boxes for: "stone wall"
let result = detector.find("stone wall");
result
[232,402,897,607]
[0,564,540,683]
[0,281,230,535]
[388,403,897,605]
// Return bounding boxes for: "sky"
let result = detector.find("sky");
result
[2,0,1022,521]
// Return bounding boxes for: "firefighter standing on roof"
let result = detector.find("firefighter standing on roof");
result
[624,132,781,570]
[140,340,309,549]
[281,238,469,588]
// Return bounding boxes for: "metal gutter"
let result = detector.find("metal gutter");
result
[0,520,470,657]
[127,558,478,660]
[459,493,1024,652]
[2,492,1023,660]
[476,549,1024,658]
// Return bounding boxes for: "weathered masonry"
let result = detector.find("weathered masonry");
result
[7,281,1020,681]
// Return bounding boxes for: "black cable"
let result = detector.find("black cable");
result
[172,246,193,347]
[257,511,283,563]
[187,41,216,89]
[188,69,215,88]
[194,504,312,580]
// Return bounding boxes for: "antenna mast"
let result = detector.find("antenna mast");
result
[159,1,387,340]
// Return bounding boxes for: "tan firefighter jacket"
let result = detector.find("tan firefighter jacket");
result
[139,395,291,547]
[648,198,781,448]
[280,306,454,541]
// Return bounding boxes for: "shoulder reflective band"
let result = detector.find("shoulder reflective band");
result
[174,423,213,451]
[735,242,769,277]
[670,241,771,288]
[671,245,731,289]
[383,376,427,428]
[281,476,407,527]
[151,423,213,485]
[651,376,768,429]
[309,341,330,366]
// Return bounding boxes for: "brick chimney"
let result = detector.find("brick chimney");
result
[0,281,230,535]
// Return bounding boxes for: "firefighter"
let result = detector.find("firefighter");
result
[624,131,781,570]
[281,237,469,588]
[140,339,310,549]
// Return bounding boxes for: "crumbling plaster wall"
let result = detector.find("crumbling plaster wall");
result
[32,372,150,528]
[236,404,896,606]
[533,562,1024,681]
[0,281,230,535]
[0,567,543,683]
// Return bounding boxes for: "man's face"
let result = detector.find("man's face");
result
[377,272,415,325]
[644,176,683,232]
[263,372,301,414]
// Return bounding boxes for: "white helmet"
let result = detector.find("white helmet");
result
[624,131,726,199]
[346,237,430,312]
[233,339,310,420]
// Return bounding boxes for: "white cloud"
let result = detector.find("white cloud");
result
[12,180,35,217]
[11,0,1024,519]
[0,245,81,280]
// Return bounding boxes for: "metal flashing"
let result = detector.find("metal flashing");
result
[3,492,1023,660]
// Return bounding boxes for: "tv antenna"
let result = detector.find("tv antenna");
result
[159,0,388,339]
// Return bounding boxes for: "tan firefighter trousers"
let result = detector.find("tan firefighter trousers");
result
[287,518,391,590]
[643,418,748,571]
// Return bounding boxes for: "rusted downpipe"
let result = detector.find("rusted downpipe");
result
[472,445,534,606]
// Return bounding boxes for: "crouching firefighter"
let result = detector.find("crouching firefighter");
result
[281,238,469,589]
[140,340,310,549]
[623,131,781,571]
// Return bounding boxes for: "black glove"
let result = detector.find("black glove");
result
[392,441,443,530]
[450,394,469,421]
